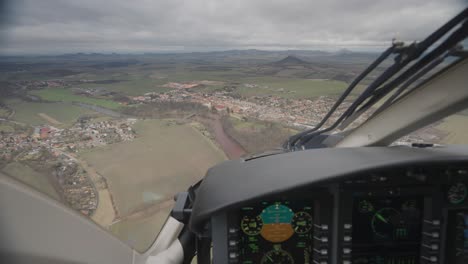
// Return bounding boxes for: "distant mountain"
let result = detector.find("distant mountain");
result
[336,48,353,54]
[273,55,309,66]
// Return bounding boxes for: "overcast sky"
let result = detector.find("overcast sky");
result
[0,0,465,55]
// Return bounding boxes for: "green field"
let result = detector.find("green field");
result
[79,119,226,251]
[159,68,354,99]
[75,77,171,96]
[5,99,97,126]
[0,123,15,133]
[229,115,268,131]
[1,162,60,201]
[230,115,299,135]
[80,119,225,215]
[69,66,355,99]
[31,88,121,110]
[0,108,10,118]
[74,68,240,96]
[237,77,349,98]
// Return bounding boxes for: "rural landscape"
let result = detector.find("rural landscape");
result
[1,50,466,251]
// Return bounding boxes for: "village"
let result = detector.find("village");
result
[129,82,355,130]
[0,117,137,216]
[1,118,136,159]
[127,81,441,144]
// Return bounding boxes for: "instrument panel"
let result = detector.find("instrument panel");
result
[215,164,468,264]
[238,201,314,263]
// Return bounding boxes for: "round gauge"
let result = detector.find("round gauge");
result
[260,204,294,242]
[260,249,294,264]
[371,208,402,239]
[447,182,467,205]
[292,211,313,234]
[358,200,375,213]
[241,215,263,236]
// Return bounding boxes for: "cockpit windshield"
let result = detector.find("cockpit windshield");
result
[0,0,466,253]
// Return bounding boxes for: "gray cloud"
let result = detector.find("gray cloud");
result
[0,0,465,54]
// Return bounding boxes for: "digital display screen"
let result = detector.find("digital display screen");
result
[238,201,314,264]
[446,210,468,264]
[351,197,423,263]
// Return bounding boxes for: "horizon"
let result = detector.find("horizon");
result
[0,0,464,55]
[0,47,382,57]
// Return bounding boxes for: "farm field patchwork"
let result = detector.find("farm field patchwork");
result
[31,88,122,109]
[5,99,97,126]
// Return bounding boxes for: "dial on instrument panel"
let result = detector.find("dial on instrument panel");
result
[353,197,422,242]
[260,245,294,264]
[241,215,263,236]
[371,208,404,239]
[447,182,468,205]
[350,196,424,264]
[260,204,295,243]
[291,211,313,234]
[351,197,423,264]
